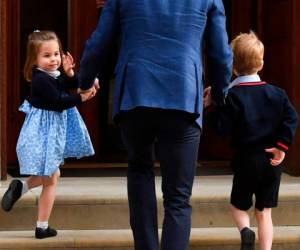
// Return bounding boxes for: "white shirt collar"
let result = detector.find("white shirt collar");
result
[229,74,261,88]
[37,68,61,79]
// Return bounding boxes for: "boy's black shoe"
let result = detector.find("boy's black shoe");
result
[35,227,57,239]
[1,180,23,212]
[240,227,255,250]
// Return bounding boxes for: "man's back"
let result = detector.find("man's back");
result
[79,0,232,126]
[78,1,233,250]
[118,0,211,55]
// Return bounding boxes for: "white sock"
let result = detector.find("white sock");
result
[21,181,29,195]
[37,221,48,229]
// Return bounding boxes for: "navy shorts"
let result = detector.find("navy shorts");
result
[230,150,282,211]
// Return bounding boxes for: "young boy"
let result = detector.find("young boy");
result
[204,31,298,250]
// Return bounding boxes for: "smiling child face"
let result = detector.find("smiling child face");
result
[36,40,61,71]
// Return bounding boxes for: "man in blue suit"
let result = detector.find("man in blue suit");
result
[79,1,232,249]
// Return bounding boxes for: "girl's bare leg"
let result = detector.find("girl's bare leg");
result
[37,170,60,222]
[26,176,42,189]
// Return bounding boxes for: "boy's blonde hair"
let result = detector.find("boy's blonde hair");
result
[231,31,264,75]
[23,30,63,82]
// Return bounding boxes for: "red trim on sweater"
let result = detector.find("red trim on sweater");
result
[236,81,266,86]
[277,142,289,151]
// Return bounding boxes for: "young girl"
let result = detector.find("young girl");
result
[1,30,96,239]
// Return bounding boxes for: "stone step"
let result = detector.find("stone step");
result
[0,226,299,250]
[1,175,300,230]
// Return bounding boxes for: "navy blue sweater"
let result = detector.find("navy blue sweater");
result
[27,69,82,112]
[207,81,299,152]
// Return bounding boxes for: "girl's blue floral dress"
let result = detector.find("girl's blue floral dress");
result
[16,70,95,176]
[16,101,94,177]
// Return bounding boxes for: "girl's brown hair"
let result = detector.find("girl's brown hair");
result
[23,30,63,82]
[231,31,264,76]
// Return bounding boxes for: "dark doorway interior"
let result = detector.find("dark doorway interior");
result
[223,0,232,38]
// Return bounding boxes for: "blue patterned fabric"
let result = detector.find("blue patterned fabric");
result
[16,100,94,176]
[79,0,233,127]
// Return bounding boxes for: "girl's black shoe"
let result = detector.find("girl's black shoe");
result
[1,180,23,212]
[35,227,57,239]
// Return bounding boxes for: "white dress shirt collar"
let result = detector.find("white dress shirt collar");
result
[37,68,61,79]
[229,74,261,88]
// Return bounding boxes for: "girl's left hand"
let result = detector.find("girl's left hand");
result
[62,52,75,77]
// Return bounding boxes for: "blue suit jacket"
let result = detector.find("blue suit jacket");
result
[79,0,232,127]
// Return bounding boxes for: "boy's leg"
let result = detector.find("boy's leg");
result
[255,208,273,250]
[230,158,256,250]
[254,152,281,250]
[230,204,250,230]
[230,205,255,250]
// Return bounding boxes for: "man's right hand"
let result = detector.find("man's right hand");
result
[78,86,97,102]
[78,77,101,102]
[203,86,212,108]
[96,0,106,9]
